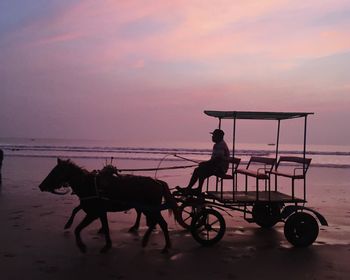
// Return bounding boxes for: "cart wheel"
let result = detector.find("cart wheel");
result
[284,212,319,247]
[191,208,226,246]
[178,202,197,230]
[252,202,281,228]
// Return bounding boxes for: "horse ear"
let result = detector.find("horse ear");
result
[57,158,62,164]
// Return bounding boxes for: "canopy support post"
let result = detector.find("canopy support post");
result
[275,119,281,162]
[303,116,308,200]
[274,119,280,192]
[232,117,236,200]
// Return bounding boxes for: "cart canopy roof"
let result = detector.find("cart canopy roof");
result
[204,110,313,120]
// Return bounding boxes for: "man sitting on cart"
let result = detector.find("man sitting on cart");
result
[176,128,230,195]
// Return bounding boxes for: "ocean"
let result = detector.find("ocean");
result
[1,137,349,192]
[1,137,349,168]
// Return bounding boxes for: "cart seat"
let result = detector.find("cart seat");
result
[235,156,276,195]
[236,169,270,179]
[219,174,234,179]
[205,157,241,193]
[236,156,276,178]
[217,157,241,179]
[271,156,312,200]
[271,156,311,179]
[269,170,305,179]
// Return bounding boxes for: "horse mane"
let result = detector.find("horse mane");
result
[61,159,90,174]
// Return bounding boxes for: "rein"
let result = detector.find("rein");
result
[117,164,197,172]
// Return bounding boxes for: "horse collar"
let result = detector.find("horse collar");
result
[79,174,101,201]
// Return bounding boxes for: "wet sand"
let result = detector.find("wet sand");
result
[1,158,350,280]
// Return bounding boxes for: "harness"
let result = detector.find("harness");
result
[78,173,173,212]
[79,174,105,201]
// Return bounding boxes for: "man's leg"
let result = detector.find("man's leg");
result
[176,161,211,193]
[191,161,215,191]
[176,165,202,192]
[186,167,200,189]
[196,160,218,192]
[197,177,206,191]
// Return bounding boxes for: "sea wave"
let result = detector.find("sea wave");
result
[3,153,350,169]
[2,144,350,156]
[1,143,349,168]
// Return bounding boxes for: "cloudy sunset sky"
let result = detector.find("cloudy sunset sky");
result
[1,0,350,146]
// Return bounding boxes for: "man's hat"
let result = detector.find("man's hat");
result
[210,129,224,137]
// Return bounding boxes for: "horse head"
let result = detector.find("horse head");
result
[38,158,74,195]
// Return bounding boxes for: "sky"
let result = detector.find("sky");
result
[1,0,350,146]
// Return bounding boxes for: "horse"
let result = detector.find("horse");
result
[38,158,180,253]
[64,165,143,233]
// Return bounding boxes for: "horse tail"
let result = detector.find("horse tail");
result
[158,180,181,222]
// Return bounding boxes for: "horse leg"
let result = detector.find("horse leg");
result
[74,214,97,253]
[142,212,170,253]
[142,213,157,248]
[99,212,112,253]
[157,213,171,254]
[99,209,142,235]
[64,204,82,229]
[128,209,142,232]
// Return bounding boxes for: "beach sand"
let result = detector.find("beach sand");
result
[1,157,350,280]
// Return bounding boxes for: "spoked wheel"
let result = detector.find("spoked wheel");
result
[284,212,319,247]
[191,208,226,246]
[178,202,198,230]
[252,202,281,228]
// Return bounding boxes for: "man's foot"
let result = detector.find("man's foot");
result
[175,186,188,194]
[175,186,201,196]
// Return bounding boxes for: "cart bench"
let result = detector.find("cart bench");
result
[236,156,276,199]
[270,156,312,200]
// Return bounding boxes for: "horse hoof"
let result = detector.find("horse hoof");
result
[142,239,148,248]
[78,245,87,254]
[77,242,87,253]
[100,246,111,254]
[128,226,138,233]
[64,223,71,230]
[161,248,169,254]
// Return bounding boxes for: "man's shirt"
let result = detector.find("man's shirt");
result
[211,140,230,172]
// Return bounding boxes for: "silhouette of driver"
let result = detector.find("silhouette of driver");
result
[177,129,230,194]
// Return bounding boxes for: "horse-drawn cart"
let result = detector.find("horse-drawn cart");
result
[175,110,328,247]
[38,110,328,253]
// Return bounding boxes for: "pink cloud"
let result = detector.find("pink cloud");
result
[7,0,348,75]
[34,32,83,46]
